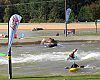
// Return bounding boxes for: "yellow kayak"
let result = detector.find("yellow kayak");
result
[69,67,80,72]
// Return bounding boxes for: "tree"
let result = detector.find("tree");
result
[16,3,30,22]
[78,6,93,22]
[69,10,76,22]
[48,1,64,22]
[3,0,13,22]
[0,0,100,23]
[0,1,4,22]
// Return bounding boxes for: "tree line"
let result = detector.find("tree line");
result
[0,0,100,23]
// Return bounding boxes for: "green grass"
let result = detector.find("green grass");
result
[0,74,100,80]
[0,75,8,80]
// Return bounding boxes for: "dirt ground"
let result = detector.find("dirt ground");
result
[0,22,100,30]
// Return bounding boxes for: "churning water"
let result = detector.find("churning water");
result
[0,42,100,76]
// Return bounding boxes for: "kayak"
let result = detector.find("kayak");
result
[69,67,80,72]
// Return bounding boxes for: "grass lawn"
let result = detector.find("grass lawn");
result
[0,74,100,80]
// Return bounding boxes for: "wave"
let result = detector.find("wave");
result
[0,52,69,64]
[81,52,100,60]
[0,51,100,64]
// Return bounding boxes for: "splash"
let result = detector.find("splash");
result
[81,52,100,60]
[0,52,69,64]
[0,51,100,64]
[12,52,69,63]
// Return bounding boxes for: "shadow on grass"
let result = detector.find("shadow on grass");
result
[13,75,64,79]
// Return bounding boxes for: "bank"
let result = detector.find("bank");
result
[0,74,100,80]
[1,35,100,45]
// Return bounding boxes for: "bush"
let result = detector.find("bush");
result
[78,6,94,22]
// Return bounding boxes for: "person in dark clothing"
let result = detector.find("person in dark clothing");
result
[71,62,79,68]
[56,33,59,36]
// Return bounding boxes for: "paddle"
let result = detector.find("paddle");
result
[0,53,7,56]
[67,49,80,60]
[65,66,85,69]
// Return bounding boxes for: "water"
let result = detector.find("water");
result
[0,30,100,76]
[0,42,100,76]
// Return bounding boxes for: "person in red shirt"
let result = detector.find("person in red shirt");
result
[67,49,78,60]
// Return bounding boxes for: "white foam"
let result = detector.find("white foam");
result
[0,57,8,64]
[0,51,100,64]
[81,52,100,60]
[0,52,70,64]
[15,52,69,62]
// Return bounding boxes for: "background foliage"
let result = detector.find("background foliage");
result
[0,0,100,23]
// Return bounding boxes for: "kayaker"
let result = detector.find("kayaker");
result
[71,62,79,68]
[68,49,78,60]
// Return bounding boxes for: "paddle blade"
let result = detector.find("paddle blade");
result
[80,66,84,68]
[0,53,7,56]
[65,67,69,69]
